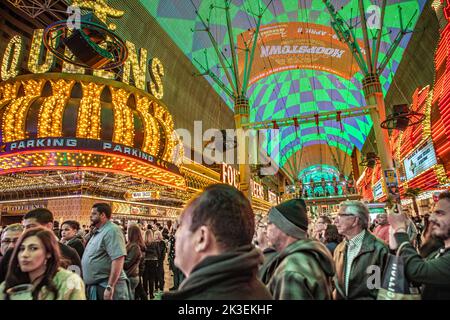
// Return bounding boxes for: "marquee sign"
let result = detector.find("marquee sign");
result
[251,180,265,200]
[268,190,279,205]
[373,179,385,201]
[221,163,240,189]
[1,137,180,174]
[403,138,437,181]
[237,22,364,85]
[0,27,165,99]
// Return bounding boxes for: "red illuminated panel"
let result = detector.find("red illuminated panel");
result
[399,184,405,196]
[357,167,374,201]
[400,87,429,159]
[373,162,382,183]
[433,22,450,176]
[405,168,439,191]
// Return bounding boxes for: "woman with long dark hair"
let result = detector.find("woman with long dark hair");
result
[324,224,343,256]
[0,227,85,300]
[124,224,145,300]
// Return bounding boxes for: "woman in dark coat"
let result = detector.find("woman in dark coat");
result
[154,230,166,292]
[143,230,159,299]
[124,224,145,300]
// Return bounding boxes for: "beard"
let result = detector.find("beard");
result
[431,223,450,241]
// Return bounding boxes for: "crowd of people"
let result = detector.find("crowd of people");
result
[0,183,449,300]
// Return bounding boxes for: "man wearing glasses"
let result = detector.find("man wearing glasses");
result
[0,223,24,281]
[333,200,389,300]
[0,223,23,257]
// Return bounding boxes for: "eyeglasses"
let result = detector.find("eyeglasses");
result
[336,213,356,219]
[1,238,18,244]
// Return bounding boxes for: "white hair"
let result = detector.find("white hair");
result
[340,200,370,229]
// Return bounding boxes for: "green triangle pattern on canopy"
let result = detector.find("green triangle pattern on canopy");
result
[143,0,426,169]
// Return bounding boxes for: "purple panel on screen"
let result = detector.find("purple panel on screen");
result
[301,91,314,102]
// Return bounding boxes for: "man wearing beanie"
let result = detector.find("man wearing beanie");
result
[261,199,335,299]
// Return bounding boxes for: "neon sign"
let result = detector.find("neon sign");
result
[403,139,437,180]
[1,137,178,173]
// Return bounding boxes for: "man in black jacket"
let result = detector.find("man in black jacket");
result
[162,184,272,300]
[0,208,82,283]
[389,191,450,299]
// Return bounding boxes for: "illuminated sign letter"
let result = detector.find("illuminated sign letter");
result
[28,30,55,74]
[1,35,23,81]
[67,139,77,147]
[122,41,148,90]
[149,58,164,99]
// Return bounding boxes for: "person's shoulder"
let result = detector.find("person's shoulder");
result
[53,269,84,292]
[366,232,389,251]
[59,242,78,255]
[54,268,82,285]
[104,221,124,235]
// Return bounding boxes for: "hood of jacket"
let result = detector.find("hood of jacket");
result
[262,238,335,283]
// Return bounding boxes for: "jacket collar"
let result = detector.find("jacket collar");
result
[335,230,376,257]
[357,231,377,256]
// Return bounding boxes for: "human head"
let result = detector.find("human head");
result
[61,220,80,241]
[255,218,269,249]
[175,184,254,276]
[324,224,342,244]
[4,227,60,299]
[428,192,450,241]
[90,203,111,227]
[127,224,145,249]
[154,230,163,241]
[376,213,388,226]
[1,224,24,255]
[266,198,308,252]
[23,208,54,231]
[144,229,154,244]
[335,200,370,238]
[315,215,332,233]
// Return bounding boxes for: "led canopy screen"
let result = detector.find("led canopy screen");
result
[145,0,426,169]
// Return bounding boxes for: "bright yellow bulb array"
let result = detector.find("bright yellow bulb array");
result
[2,79,45,142]
[71,0,124,31]
[0,152,185,188]
[77,82,104,139]
[28,29,55,74]
[149,58,164,99]
[2,76,179,170]
[38,79,75,137]
[396,131,403,161]
[123,42,147,91]
[153,102,175,162]
[1,35,22,81]
[136,96,159,155]
[61,46,86,74]
[422,89,433,139]
[0,82,19,105]
[434,164,450,184]
[111,87,134,146]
